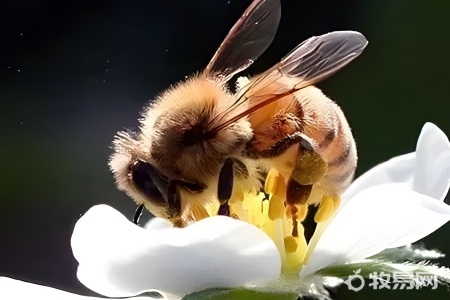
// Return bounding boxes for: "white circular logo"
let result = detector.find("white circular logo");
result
[342,269,365,292]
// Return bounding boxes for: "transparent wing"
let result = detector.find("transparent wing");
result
[277,30,368,88]
[209,31,368,133]
[205,0,281,82]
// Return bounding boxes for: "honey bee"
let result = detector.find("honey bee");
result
[109,0,367,227]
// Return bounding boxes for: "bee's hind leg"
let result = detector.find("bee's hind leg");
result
[284,137,330,224]
[253,132,334,223]
[291,138,342,223]
[314,195,341,223]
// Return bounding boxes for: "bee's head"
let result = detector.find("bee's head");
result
[109,130,212,227]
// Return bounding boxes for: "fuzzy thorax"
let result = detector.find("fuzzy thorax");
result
[141,75,253,181]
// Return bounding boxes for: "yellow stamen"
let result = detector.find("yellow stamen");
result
[284,236,298,253]
[264,168,279,195]
[284,224,308,275]
[304,219,329,263]
[270,219,286,263]
[296,203,308,222]
[268,195,284,220]
[229,167,340,277]
[190,201,210,222]
[314,195,340,222]
[265,169,286,200]
[228,189,247,221]
[242,192,267,227]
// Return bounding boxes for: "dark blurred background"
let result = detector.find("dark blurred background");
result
[1,0,450,299]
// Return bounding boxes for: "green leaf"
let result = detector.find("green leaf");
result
[182,288,299,300]
[316,261,400,278]
[370,244,445,261]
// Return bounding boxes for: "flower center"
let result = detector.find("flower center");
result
[228,168,340,276]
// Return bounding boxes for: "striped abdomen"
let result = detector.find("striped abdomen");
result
[247,85,357,204]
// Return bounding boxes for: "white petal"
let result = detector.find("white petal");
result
[0,277,156,300]
[413,122,450,200]
[144,217,173,230]
[344,123,450,202]
[301,183,450,276]
[72,205,280,299]
[343,153,415,201]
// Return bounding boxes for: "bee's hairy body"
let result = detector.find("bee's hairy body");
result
[148,75,357,197]
[111,76,262,225]
[145,76,250,180]
[109,0,367,227]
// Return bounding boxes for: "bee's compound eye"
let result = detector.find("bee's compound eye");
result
[130,160,166,205]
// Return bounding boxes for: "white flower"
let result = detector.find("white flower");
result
[71,207,280,299]
[2,123,450,299]
[71,122,450,299]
